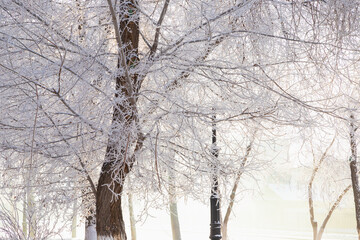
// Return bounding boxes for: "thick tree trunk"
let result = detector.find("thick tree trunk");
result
[349,114,360,240]
[96,176,127,240]
[96,144,132,239]
[96,1,140,239]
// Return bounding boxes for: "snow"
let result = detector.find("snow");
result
[97,236,114,240]
[85,225,97,240]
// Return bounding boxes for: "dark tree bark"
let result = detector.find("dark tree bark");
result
[349,114,360,240]
[96,1,140,239]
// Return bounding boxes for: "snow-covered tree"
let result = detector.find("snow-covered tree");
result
[3,0,360,239]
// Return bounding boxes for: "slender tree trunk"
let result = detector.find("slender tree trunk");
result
[307,136,335,240]
[169,170,181,240]
[306,136,350,240]
[128,193,137,240]
[23,191,36,239]
[309,159,319,240]
[22,197,27,238]
[349,114,360,240]
[96,1,140,239]
[221,224,227,240]
[316,185,351,240]
[309,181,318,240]
[170,201,181,240]
[168,154,181,240]
[72,199,77,239]
[22,85,39,239]
[28,191,35,239]
[222,141,252,240]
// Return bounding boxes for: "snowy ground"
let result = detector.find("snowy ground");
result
[65,197,357,240]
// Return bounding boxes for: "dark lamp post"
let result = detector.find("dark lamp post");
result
[210,114,222,240]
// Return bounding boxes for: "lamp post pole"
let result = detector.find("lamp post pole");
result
[210,114,222,240]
